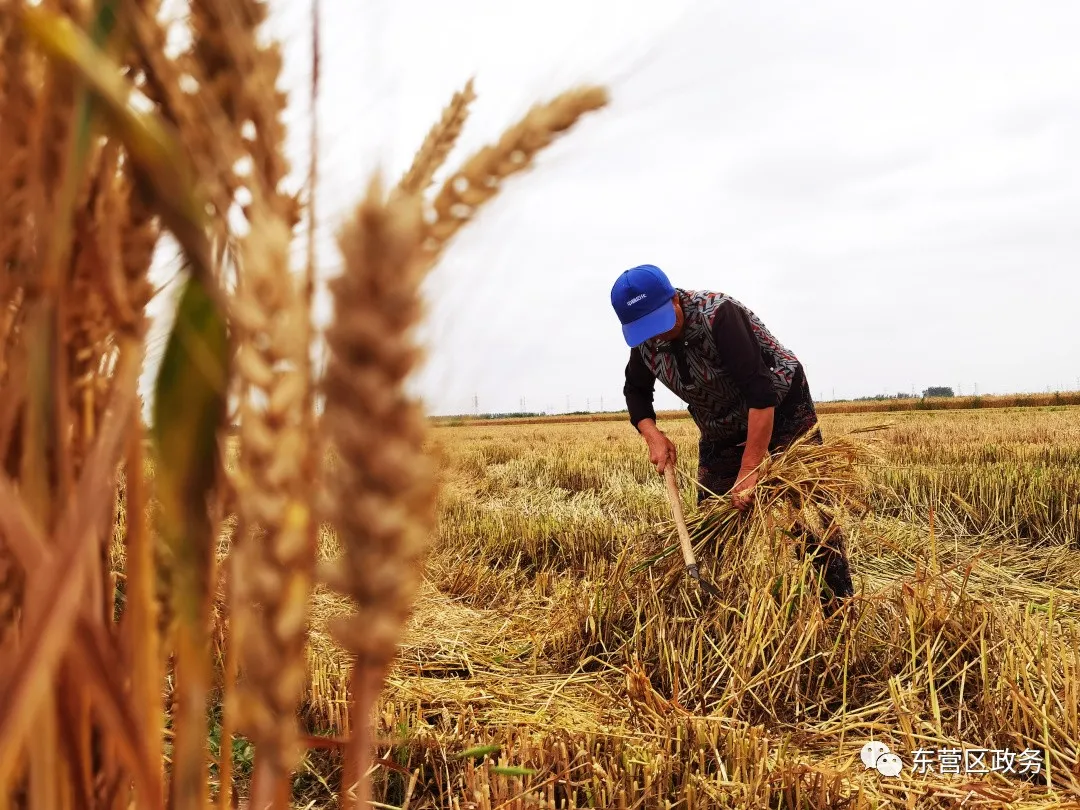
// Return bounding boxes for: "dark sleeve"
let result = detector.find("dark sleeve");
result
[711,301,779,409]
[623,349,657,430]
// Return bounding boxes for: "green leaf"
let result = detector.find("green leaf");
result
[490,765,536,777]
[61,0,122,181]
[69,0,122,157]
[456,744,501,760]
[151,271,229,627]
[37,0,123,291]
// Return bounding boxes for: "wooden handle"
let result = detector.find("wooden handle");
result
[664,465,697,570]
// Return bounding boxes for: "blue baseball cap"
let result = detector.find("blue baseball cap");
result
[610,264,677,347]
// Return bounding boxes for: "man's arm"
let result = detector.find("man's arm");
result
[624,349,657,432]
[710,301,779,472]
[741,407,775,471]
[624,350,678,472]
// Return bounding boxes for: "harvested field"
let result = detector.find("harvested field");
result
[283,406,1080,808]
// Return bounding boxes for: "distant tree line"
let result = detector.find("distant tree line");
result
[846,387,956,402]
[438,411,544,421]
[436,387,963,421]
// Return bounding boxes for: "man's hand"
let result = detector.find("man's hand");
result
[732,406,774,510]
[638,419,677,474]
[732,465,759,511]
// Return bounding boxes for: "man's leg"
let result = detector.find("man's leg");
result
[773,372,856,614]
[791,500,856,612]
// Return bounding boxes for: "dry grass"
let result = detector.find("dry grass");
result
[288,408,1080,809]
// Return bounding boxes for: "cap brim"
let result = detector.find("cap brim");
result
[621,302,676,347]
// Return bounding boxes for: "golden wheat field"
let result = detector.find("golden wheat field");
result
[231,404,1079,810]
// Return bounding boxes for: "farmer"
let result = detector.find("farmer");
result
[610,263,855,610]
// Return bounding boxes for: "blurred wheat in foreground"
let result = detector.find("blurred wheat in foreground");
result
[0,1,607,808]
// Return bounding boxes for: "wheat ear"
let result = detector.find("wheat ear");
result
[320,177,438,809]
[419,85,608,269]
[229,197,314,806]
[397,77,477,197]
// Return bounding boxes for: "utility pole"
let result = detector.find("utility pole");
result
[600,395,604,412]
[586,398,590,412]
[473,393,478,415]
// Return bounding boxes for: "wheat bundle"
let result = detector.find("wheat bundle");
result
[605,430,1080,794]
[619,432,882,719]
[638,430,876,596]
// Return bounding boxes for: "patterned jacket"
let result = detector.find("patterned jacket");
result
[624,289,801,445]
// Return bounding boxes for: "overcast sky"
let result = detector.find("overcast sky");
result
[143,0,1080,416]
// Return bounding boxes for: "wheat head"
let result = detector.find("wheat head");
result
[229,197,314,789]
[320,176,438,807]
